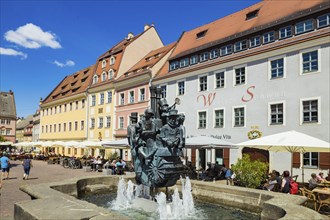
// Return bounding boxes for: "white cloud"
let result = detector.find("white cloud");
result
[4,23,61,49]
[0,47,27,59]
[52,60,75,67]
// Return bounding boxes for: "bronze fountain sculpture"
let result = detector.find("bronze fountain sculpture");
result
[127,86,185,188]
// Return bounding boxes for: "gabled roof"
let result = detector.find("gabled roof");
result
[170,0,328,60]
[116,42,177,82]
[42,65,95,104]
[90,28,151,89]
[16,115,33,130]
[0,91,16,118]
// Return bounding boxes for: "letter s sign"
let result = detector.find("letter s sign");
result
[241,86,255,102]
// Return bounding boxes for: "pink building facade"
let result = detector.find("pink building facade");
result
[0,91,17,143]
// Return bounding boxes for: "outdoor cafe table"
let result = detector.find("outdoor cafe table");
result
[312,187,330,212]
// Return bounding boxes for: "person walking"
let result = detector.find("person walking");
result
[0,152,10,180]
[22,155,33,180]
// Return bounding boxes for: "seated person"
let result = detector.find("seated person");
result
[263,174,277,191]
[326,173,330,182]
[316,172,326,183]
[309,173,320,189]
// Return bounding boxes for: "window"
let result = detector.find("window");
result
[178,81,185,95]
[58,105,61,113]
[317,13,330,28]
[106,91,112,103]
[102,59,106,68]
[246,9,259,20]
[54,107,57,114]
[69,122,72,131]
[63,123,66,132]
[270,103,283,125]
[0,119,5,124]
[42,126,44,133]
[129,91,134,103]
[64,104,67,112]
[90,118,95,129]
[6,129,10,135]
[220,45,232,56]
[58,124,61,132]
[303,152,318,167]
[109,69,114,79]
[199,75,207,91]
[98,117,103,128]
[119,117,124,129]
[302,51,318,73]
[49,125,52,133]
[210,49,219,59]
[6,120,10,125]
[110,56,115,65]
[296,19,313,34]
[179,58,189,68]
[139,88,145,101]
[106,116,111,128]
[302,99,318,123]
[215,109,224,128]
[198,111,207,129]
[81,120,84,130]
[92,75,98,84]
[100,93,104,105]
[70,102,73,111]
[160,85,167,98]
[75,121,78,131]
[101,72,107,81]
[169,61,179,71]
[82,99,85,108]
[91,95,96,106]
[234,40,247,52]
[120,93,125,105]
[250,36,261,48]
[215,71,225,88]
[190,55,198,65]
[270,58,284,79]
[234,67,246,85]
[200,52,209,62]
[279,26,292,39]
[75,101,78,110]
[54,124,56,132]
[196,30,208,39]
[234,107,245,127]
[263,31,275,44]
[46,125,48,133]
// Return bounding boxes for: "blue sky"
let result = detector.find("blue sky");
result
[0,0,259,117]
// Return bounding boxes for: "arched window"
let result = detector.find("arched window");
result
[101,72,106,81]
[110,56,115,65]
[92,75,98,84]
[101,59,106,68]
[108,69,114,79]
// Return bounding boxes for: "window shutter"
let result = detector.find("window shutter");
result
[223,148,230,168]
[191,149,196,166]
[319,152,330,170]
[292,152,300,168]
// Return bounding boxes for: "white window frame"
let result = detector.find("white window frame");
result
[198,74,208,92]
[129,90,135,104]
[107,91,113,103]
[120,93,125,105]
[101,72,107,81]
[101,59,106,68]
[169,61,179,71]
[92,75,98,84]
[98,117,104,128]
[299,47,321,75]
[295,19,314,35]
[179,58,189,68]
[99,93,104,105]
[317,13,330,28]
[279,26,292,39]
[199,52,209,62]
[119,117,124,129]
[90,118,95,129]
[214,69,226,89]
[220,45,232,56]
[106,116,111,128]
[233,64,247,86]
[263,31,275,44]
[234,40,247,52]
[91,95,96,106]
[213,108,225,128]
[268,55,286,80]
[190,55,198,65]
[197,110,208,129]
[108,69,114,79]
[160,84,167,98]
[110,56,115,65]
[139,87,146,101]
[300,97,321,125]
[74,121,78,131]
[81,120,84,130]
[210,49,219,59]
[268,100,286,126]
[232,105,246,128]
[177,80,185,96]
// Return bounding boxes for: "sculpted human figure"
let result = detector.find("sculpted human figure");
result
[158,98,169,126]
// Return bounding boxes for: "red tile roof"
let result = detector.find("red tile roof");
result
[116,42,177,82]
[42,65,95,104]
[170,0,328,59]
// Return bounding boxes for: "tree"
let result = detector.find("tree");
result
[232,154,268,189]
[0,135,6,142]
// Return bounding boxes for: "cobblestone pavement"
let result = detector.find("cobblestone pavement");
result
[0,159,103,220]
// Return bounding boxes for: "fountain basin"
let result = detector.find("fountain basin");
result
[16,175,326,220]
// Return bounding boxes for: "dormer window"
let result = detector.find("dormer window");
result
[101,59,106,68]
[92,75,98,84]
[110,56,115,65]
[169,61,179,71]
[101,72,107,81]
[108,69,114,79]
[196,30,208,39]
[246,9,259,20]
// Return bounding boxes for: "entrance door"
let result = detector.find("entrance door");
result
[199,149,206,169]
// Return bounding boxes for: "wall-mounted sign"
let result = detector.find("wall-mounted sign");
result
[247,129,262,140]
